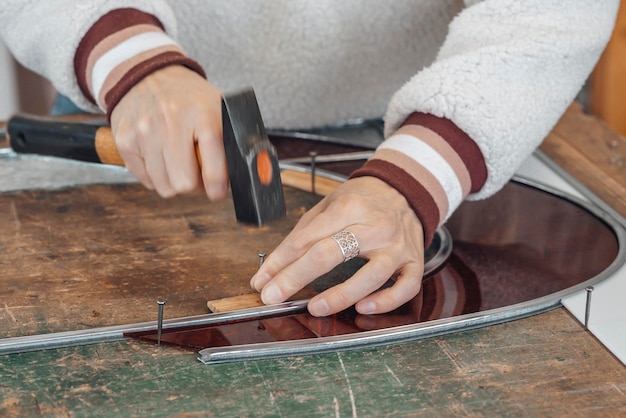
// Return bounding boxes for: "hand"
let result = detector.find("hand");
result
[110,65,227,200]
[250,176,425,316]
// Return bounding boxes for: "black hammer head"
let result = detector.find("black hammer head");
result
[222,89,286,226]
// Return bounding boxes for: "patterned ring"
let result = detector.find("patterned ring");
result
[331,230,360,263]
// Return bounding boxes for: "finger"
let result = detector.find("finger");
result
[307,254,397,317]
[259,235,346,305]
[122,152,155,190]
[161,123,203,195]
[112,122,156,190]
[196,114,228,201]
[355,262,423,315]
[250,209,359,291]
[144,147,175,198]
[354,296,422,330]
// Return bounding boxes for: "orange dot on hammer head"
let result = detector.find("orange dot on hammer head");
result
[256,149,273,186]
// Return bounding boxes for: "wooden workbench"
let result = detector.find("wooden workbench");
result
[1,103,625,416]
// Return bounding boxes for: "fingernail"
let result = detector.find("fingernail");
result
[261,284,282,305]
[309,298,330,317]
[251,272,270,292]
[207,184,227,200]
[357,301,376,314]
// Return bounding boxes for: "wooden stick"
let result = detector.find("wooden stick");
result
[207,287,318,313]
[280,170,342,196]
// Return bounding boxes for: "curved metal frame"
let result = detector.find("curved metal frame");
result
[0,163,624,362]
[197,173,626,363]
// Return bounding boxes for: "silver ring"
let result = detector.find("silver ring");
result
[331,230,360,262]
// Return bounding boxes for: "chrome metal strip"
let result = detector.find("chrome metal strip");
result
[198,174,626,364]
[198,300,560,364]
[0,300,309,355]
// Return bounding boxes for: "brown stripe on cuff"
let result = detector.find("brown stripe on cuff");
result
[394,124,471,198]
[350,159,440,246]
[75,8,165,104]
[373,148,449,225]
[104,51,206,121]
[98,44,185,107]
[86,24,164,96]
[403,112,487,193]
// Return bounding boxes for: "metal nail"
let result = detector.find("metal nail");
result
[157,300,166,345]
[258,252,266,267]
[584,286,594,330]
[310,151,317,194]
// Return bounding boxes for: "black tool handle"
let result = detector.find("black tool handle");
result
[7,115,123,165]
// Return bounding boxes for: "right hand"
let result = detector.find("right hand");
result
[251,176,426,317]
[110,65,227,200]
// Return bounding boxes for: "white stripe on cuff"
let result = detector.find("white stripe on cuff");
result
[379,134,463,220]
[91,32,179,106]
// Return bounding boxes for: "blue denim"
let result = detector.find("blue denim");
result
[50,94,86,116]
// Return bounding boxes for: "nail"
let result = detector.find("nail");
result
[258,252,266,268]
[157,300,166,345]
[310,151,317,194]
[584,286,593,331]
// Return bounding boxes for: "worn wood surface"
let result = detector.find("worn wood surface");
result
[541,102,626,219]
[1,104,625,416]
[1,308,624,417]
[0,183,319,338]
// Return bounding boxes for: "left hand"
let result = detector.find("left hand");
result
[110,66,226,201]
[250,176,426,316]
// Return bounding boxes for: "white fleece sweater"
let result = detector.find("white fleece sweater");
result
[0,0,618,243]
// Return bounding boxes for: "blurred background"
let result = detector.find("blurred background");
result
[1,5,626,137]
[0,42,56,120]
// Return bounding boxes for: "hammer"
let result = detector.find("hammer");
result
[6,88,286,226]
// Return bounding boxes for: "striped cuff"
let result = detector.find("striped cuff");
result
[74,8,206,120]
[350,112,487,246]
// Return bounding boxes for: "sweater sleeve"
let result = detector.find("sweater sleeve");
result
[352,0,618,245]
[74,8,205,120]
[0,1,202,116]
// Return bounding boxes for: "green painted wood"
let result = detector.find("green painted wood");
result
[1,309,625,417]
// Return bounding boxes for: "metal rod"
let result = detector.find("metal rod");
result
[157,300,166,345]
[281,151,373,164]
[584,286,594,330]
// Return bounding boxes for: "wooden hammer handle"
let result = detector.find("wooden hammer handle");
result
[7,114,342,196]
[7,115,204,168]
[92,126,123,165]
